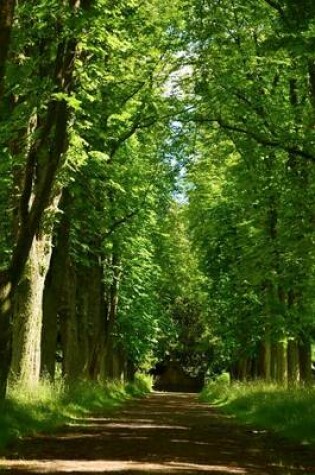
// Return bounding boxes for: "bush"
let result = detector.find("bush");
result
[200,372,231,404]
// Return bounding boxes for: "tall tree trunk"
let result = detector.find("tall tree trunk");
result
[75,268,90,379]
[41,193,73,380]
[101,249,122,380]
[126,360,136,383]
[270,342,278,381]
[258,338,271,381]
[0,275,13,398]
[51,197,82,381]
[0,0,15,101]
[287,339,300,386]
[112,346,126,381]
[41,255,59,380]
[60,256,81,381]
[10,233,53,387]
[77,264,104,380]
[261,154,284,384]
[299,337,312,385]
[0,68,71,397]
[275,340,287,385]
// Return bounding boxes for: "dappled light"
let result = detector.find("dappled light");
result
[1,1,315,474]
[1,393,314,475]
[0,459,248,474]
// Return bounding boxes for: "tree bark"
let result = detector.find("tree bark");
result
[53,200,82,381]
[59,257,81,381]
[287,339,300,386]
[112,347,126,381]
[299,337,312,385]
[0,274,13,398]
[275,340,287,385]
[258,338,271,381]
[270,342,278,381]
[0,0,15,101]
[41,254,59,380]
[126,359,136,382]
[101,248,122,380]
[76,264,104,380]
[10,233,53,387]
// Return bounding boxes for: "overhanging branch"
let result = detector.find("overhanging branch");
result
[195,115,315,162]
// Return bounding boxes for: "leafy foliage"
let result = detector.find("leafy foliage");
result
[1,0,315,397]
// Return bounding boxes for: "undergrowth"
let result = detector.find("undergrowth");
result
[201,376,315,446]
[0,374,152,452]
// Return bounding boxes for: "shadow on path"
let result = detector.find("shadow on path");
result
[1,392,314,474]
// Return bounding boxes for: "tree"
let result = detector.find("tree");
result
[0,0,16,100]
[167,0,315,384]
[38,0,187,384]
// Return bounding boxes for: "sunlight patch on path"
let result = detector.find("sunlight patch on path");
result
[0,459,247,473]
[104,423,189,430]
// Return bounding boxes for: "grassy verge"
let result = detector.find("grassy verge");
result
[201,376,315,445]
[0,374,152,452]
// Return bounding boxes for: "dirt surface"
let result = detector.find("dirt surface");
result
[0,392,314,474]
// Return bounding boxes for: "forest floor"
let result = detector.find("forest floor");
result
[0,392,314,475]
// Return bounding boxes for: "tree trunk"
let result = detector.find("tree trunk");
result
[112,347,126,381]
[126,360,136,383]
[0,0,15,101]
[239,357,249,381]
[287,339,300,386]
[59,257,81,381]
[102,336,115,380]
[258,338,271,381]
[230,357,249,381]
[75,269,90,379]
[75,264,105,380]
[270,342,278,381]
[52,206,82,382]
[41,261,59,380]
[299,337,312,385]
[0,274,13,399]
[275,340,287,385]
[0,41,73,398]
[101,248,122,380]
[10,233,53,387]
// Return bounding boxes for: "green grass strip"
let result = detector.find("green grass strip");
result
[0,374,152,452]
[201,376,315,446]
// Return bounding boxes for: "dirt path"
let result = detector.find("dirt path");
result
[0,392,314,474]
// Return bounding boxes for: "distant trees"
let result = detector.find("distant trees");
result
[153,204,212,376]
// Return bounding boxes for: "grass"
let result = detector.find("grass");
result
[200,375,315,446]
[0,374,152,452]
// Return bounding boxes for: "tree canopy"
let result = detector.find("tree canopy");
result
[0,0,314,398]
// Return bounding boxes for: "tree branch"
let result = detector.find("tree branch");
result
[195,115,315,162]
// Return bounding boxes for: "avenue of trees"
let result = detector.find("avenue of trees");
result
[0,0,314,400]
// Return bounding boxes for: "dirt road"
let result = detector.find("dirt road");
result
[0,392,314,474]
